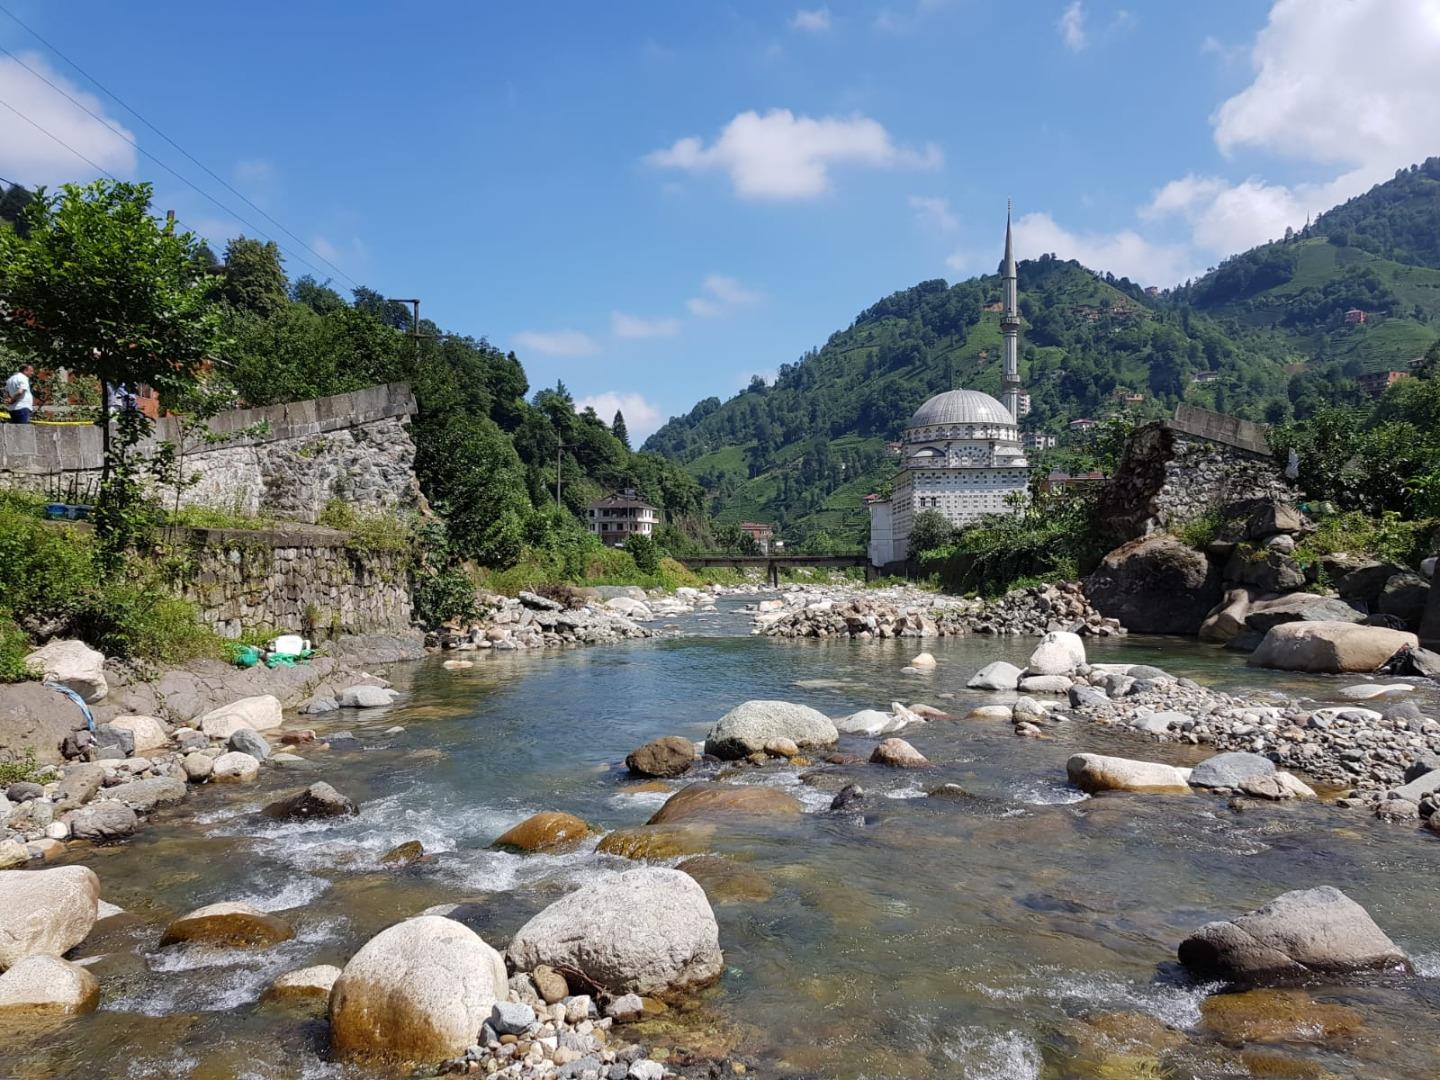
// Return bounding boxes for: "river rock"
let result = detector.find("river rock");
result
[0,954,99,1014]
[54,763,104,809]
[0,839,26,869]
[108,715,168,752]
[492,811,591,854]
[507,866,723,998]
[1085,533,1222,634]
[1198,988,1363,1045]
[1068,685,1110,710]
[212,751,261,783]
[160,901,294,947]
[69,801,138,842]
[1178,886,1410,980]
[1199,587,1252,644]
[338,685,400,708]
[703,700,838,759]
[1019,674,1073,694]
[647,782,802,824]
[199,695,283,738]
[1028,631,1086,675]
[966,705,1015,721]
[228,727,271,760]
[264,964,341,1004]
[968,661,1023,691]
[1249,622,1418,673]
[106,776,187,814]
[531,964,569,1005]
[330,915,509,1063]
[870,738,928,768]
[1067,753,1191,795]
[625,736,695,778]
[1378,572,1429,629]
[1244,594,1365,634]
[908,652,937,670]
[0,865,99,971]
[23,640,107,703]
[1189,752,1276,790]
[262,782,358,821]
[1238,771,1317,800]
[834,709,901,736]
[181,752,214,782]
[676,855,774,904]
[596,824,714,860]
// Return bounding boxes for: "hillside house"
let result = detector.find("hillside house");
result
[588,490,659,547]
[1345,308,1368,326]
[1357,370,1410,398]
[739,521,775,554]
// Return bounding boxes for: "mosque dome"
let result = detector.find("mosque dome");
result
[907,389,1015,429]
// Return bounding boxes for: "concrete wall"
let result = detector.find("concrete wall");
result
[176,526,412,640]
[0,383,421,524]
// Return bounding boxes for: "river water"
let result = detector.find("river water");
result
[8,598,1440,1079]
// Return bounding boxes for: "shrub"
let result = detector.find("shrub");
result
[0,749,43,786]
[0,615,37,683]
[624,533,660,574]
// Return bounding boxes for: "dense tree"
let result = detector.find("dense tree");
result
[220,237,288,318]
[612,410,630,449]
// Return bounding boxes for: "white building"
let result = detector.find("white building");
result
[589,490,659,546]
[868,211,1031,568]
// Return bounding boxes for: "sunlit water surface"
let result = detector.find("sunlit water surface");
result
[7,599,1440,1079]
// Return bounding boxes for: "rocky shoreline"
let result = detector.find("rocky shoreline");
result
[431,587,720,652]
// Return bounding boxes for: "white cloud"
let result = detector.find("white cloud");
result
[611,311,681,339]
[574,391,663,440]
[0,52,136,186]
[1057,1,1087,51]
[646,108,941,200]
[909,194,958,232]
[311,234,369,270]
[950,211,1198,286]
[686,274,764,318]
[235,159,277,204]
[790,7,831,32]
[513,330,599,357]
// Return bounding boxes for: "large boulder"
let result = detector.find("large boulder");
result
[1244,593,1365,635]
[1421,571,1440,648]
[507,866,723,998]
[492,811,591,854]
[1249,621,1418,674]
[870,738,929,768]
[69,801,138,842]
[1085,534,1222,635]
[1245,500,1305,539]
[1027,631,1086,676]
[595,823,715,861]
[330,916,509,1063]
[338,685,400,708]
[1377,572,1430,630]
[0,683,91,765]
[625,736,696,778]
[647,782,803,825]
[1225,547,1306,594]
[212,751,261,783]
[0,955,99,1014]
[264,964,342,1005]
[703,700,838,760]
[1066,753,1191,795]
[1178,886,1410,981]
[262,782,357,821]
[198,696,283,739]
[0,865,100,971]
[1337,561,1406,604]
[1188,752,1276,789]
[104,776,186,813]
[967,661,1023,691]
[22,640,107,703]
[108,714,168,753]
[160,902,294,948]
[1199,588,1252,644]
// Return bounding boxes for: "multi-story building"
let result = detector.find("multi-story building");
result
[588,490,659,547]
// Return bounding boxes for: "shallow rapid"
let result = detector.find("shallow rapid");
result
[8,598,1440,1079]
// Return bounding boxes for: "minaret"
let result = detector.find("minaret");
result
[1000,202,1022,423]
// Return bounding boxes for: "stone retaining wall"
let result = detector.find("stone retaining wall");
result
[1098,408,1294,541]
[0,383,421,524]
[176,527,413,640]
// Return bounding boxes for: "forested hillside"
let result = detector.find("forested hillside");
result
[646,158,1440,549]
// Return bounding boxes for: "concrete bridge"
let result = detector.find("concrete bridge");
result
[676,552,872,587]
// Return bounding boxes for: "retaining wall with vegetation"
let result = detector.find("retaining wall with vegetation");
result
[0,383,422,524]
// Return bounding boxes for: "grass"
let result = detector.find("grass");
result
[0,749,44,785]
[1293,510,1436,569]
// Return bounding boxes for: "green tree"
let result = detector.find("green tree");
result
[908,509,956,556]
[220,237,288,317]
[412,413,528,566]
[624,531,659,573]
[612,409,630,450]
[0,180,221,555]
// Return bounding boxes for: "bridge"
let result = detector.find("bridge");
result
[675,552,872,587]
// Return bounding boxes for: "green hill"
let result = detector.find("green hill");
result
[647,157,1440,548]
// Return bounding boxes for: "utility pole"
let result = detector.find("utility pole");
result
[387,298,421,361]
[556,440,564,506]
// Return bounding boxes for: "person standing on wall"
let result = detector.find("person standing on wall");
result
[4,362,34,423]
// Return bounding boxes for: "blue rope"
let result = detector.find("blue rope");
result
[44,681,96,733]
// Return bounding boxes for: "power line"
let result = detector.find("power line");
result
[0,45,344,285]
[0,4,362,289]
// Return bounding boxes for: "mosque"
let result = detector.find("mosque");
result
[867,210,1031,567]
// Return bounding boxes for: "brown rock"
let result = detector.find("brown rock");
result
[763,737,799,759]
[1085,532,1222,635]
[677,856,774,904]
[596,824,715,860]
[159,902,294,948]
[646,782,803,825]
[869,738,929,768]
[380,840,425,866]
[1249,621,1418,673]
[492,812,592,854]
[1199,989,1363,1045]
[0,955,99,1014]
[531,964,568,1005]
[625,736,696,778]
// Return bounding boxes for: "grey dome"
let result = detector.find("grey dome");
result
[907,389,1015,428]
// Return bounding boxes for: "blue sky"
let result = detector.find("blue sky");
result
[2,1,1437,439]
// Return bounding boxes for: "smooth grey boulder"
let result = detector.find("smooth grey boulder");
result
[228,727,271,760]
[262,782,358,821]
[1068,685,1110,710]
[507,867,723,998]
[68,801,139,842]
[1244,594,1365,635]
[338,685,400,708]
[1249,622,1418,673]
[103,776,187,813]
[54,763,105,809]
[0,684,91,765]
[22,640,107,703]
[1178,886,1410,980]
[967,661,1023,691]
[1027,631,1086,676]
[1188,751,1276,789]
[490,1000,536,1036]
[703,700,838,760]
[1086,533,1222,634]
[0,865,100,971]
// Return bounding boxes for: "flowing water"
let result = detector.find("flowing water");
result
[7,598,1440,1079]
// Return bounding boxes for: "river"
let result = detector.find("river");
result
[7,598,1440,1079]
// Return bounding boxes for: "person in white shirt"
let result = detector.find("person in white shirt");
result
[4,364,34,423]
